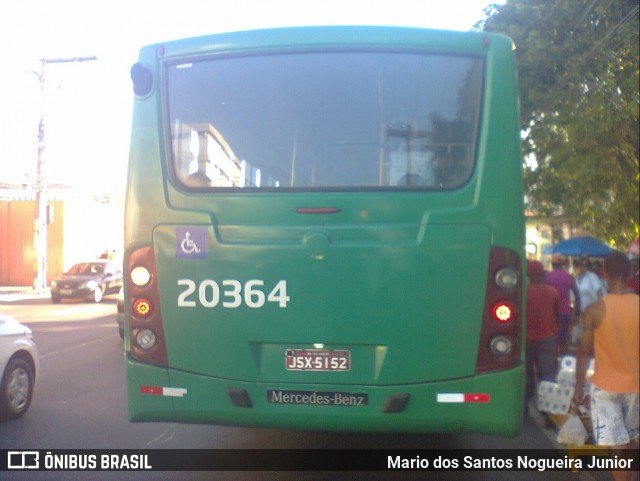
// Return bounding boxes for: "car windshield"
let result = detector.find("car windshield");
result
[167,50,483,190]
[66,263,104,275]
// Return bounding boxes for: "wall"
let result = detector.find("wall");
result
[0,200,63,286]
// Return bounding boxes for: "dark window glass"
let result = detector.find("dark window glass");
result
[167,51,482,190]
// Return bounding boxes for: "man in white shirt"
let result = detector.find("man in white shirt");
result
[572,256,605,345]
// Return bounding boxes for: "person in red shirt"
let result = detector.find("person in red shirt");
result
[526,261,560,408]
[546,253,581,355]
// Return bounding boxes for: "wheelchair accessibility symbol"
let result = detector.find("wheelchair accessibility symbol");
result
[176,227,207,259]
[181,232,200,254]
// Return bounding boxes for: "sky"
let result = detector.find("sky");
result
[0,0,504,198]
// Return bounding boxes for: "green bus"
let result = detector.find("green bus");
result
[124,26,525,435]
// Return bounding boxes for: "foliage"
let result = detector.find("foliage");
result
[479,0,639,247]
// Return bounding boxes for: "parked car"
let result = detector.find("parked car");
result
[116,288,124,339]
[0,314,39,421]
[50,260,123,303]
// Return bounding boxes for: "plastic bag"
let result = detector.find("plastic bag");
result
[556,415,588,445]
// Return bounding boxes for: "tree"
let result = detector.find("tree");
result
[480,0,639,247]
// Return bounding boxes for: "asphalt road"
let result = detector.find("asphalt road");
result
[0,295,612,481]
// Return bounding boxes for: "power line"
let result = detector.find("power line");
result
[571,0,601,32]
[593,4,639,50]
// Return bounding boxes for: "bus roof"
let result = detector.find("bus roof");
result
[140,25,515,60]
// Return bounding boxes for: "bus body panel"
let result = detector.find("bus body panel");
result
[154,221,491,383]
[127,356,524,436]
[125,26,525,434]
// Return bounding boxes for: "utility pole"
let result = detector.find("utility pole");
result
[33,56,97,291]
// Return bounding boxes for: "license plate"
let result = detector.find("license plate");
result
[285,349,350,371]
[60,289,72,295]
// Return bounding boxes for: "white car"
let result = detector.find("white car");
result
[0,314,39,421]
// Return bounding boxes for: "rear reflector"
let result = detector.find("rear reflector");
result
[140,386,187,397]
[437,393,491,403]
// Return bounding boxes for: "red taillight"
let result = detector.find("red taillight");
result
[476,247,522,373]
[493,302,514,322]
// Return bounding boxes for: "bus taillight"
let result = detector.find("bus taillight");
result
[125,246,168,366]
[492,302,515,323]
[494,267,518,289]
[135,328,157,350]
[489,335,514,357]
[476,247,522,373]
[131,266,151,287]
[133,298,153,318]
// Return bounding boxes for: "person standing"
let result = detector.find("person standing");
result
[573,252,639,481]
[572,256,605,344]
[525,261,560,409]
[546,253,581,355]
[575,256,605,308]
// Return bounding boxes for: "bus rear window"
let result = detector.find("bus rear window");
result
[166,51,483,190]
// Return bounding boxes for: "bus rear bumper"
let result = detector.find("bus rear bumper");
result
[126,358,524,435]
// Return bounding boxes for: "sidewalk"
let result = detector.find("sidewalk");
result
[0,286,51,302]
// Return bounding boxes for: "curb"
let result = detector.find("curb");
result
[0,289,51,302]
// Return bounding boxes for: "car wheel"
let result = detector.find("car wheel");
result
[0,357,35,421]
[51,296,61,304]
[93,287,103,303]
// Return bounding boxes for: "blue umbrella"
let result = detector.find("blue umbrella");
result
[551,236,614,257]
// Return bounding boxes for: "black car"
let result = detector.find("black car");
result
[50,260,123,303]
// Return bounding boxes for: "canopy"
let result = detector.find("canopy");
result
[551,236,614,257]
